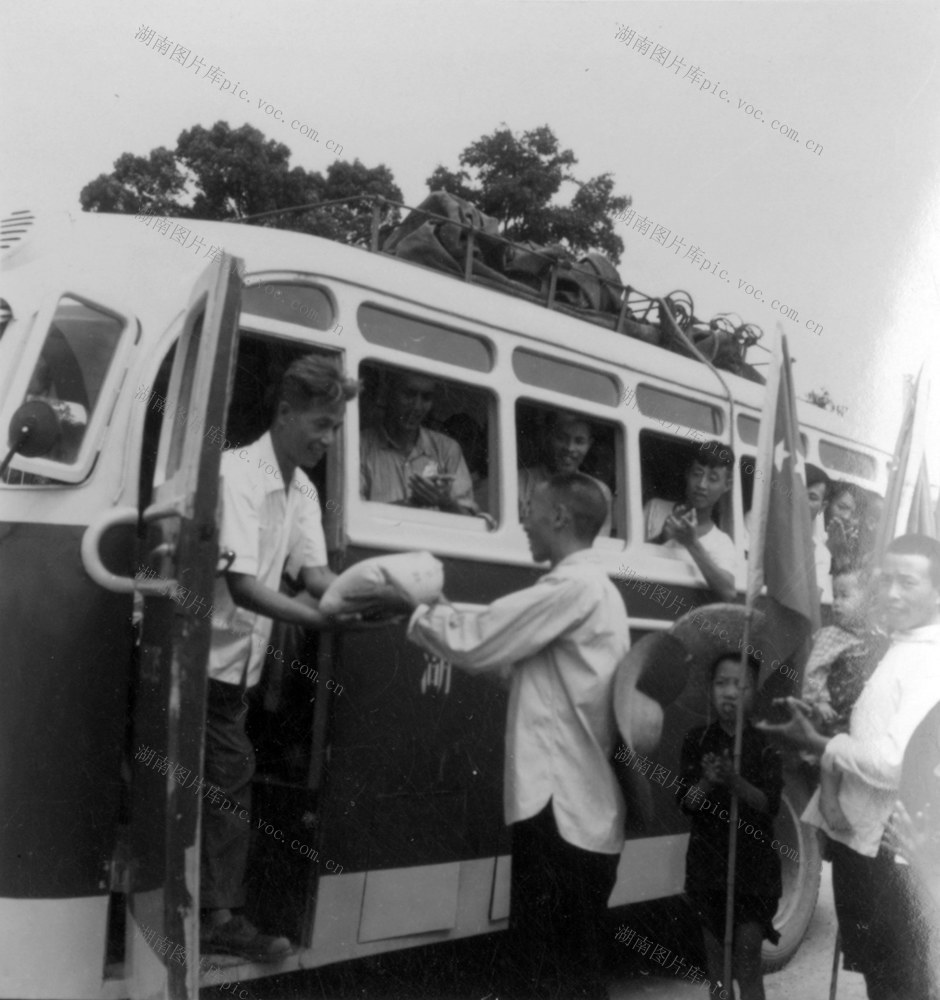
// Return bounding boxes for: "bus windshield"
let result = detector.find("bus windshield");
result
[4,295,124,481]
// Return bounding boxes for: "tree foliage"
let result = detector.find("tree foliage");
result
[80,121,402,245]
[80,121,632,257]
[426,125,631,264]
[79,147,188,216]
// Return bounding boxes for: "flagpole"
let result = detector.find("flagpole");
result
[875,366,934,555]
[722,330,782,995]
[873,367,922,558]
[722,611,753,996]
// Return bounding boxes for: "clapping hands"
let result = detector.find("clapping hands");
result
[662,504,698,547]
[408,473,459,512]
[702,750,734,786]
[827,515,859,552]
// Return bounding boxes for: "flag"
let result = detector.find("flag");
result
[875,367,933,553]
[747,333,821,632]
[908,456,936,537]
[724,331,820,994]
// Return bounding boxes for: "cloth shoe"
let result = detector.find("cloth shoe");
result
[200,914,293,963]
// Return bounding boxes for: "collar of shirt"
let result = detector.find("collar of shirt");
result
[889,621,940,644]
[254,430,308,498]
[547,548,603,574]
[373,424,437,462]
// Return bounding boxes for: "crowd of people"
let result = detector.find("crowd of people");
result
[764,534,940,1000]
[192,351,937,1000]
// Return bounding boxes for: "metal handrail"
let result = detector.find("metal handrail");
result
[235,194,629,298]
[232,194,763,360]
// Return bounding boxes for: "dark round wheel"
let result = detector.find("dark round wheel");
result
[761,770,822,971]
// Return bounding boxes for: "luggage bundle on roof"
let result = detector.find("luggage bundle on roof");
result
[381,192,765,384]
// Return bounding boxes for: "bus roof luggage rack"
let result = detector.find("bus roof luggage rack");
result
[236,192,766,384]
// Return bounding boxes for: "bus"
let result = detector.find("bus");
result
[0,202,889,1000]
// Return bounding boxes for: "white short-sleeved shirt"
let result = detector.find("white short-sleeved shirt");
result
[802,623,940,857]
[644,497,738,579]
[209,432,327,687]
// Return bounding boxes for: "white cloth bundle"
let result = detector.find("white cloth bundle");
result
[319,551,444,615]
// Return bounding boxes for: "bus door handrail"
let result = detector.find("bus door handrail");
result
[81,501,183,595]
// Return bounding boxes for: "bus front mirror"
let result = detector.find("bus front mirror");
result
[0,400,61,474]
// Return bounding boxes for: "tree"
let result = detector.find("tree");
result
[426,124,631,264]
[805,387,848,416]
[80,121,402,245]
[289,159,403,245]
[79,147,188,216]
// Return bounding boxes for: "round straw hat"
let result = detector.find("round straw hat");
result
[613,631,692,754]
[614,598,803,753]
[670,599,805,719]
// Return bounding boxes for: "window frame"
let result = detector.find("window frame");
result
[511,347,622,408]
[513,395,627,547]
[359,302,495,374]
[355,357,499,533]
[818,438,878,482]
[635,383,724,436]
[233,306,351,553]
[241,274,338,333]
[627,411,743,594]
[2,290,135,485]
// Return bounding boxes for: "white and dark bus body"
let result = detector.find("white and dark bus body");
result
[0,207,888,999]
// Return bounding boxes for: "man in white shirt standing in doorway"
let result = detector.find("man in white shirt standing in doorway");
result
[762,532,940,1000]
[408,472,629,1000]
[201,354,360,963]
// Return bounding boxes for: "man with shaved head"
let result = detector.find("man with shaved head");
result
[408,472,630,1000]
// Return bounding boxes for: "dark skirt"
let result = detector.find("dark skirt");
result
[687,889,781,946]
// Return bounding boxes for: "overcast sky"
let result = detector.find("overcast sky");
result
[4,1,940,459]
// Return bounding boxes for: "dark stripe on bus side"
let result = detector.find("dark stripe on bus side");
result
[0,521,135,897]
[315,550,714,873]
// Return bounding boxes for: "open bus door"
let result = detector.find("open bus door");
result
[87,255,242,999]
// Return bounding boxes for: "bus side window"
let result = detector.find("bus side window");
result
[739,453,757,546]
[358,361,495,521]
[516,401,621,539]
[639,430,733,540]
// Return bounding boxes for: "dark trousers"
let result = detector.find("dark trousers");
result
[200,679,255,910]
[829,839,935,1000]
[503,801,620,1000]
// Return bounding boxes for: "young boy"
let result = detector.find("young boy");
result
[800,566,888,738]
[644,439,737,601]
[678,653,782,1000]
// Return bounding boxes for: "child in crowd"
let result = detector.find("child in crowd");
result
[677,654,782,1000]
[800,566,889,739]
[825,481,868,574]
